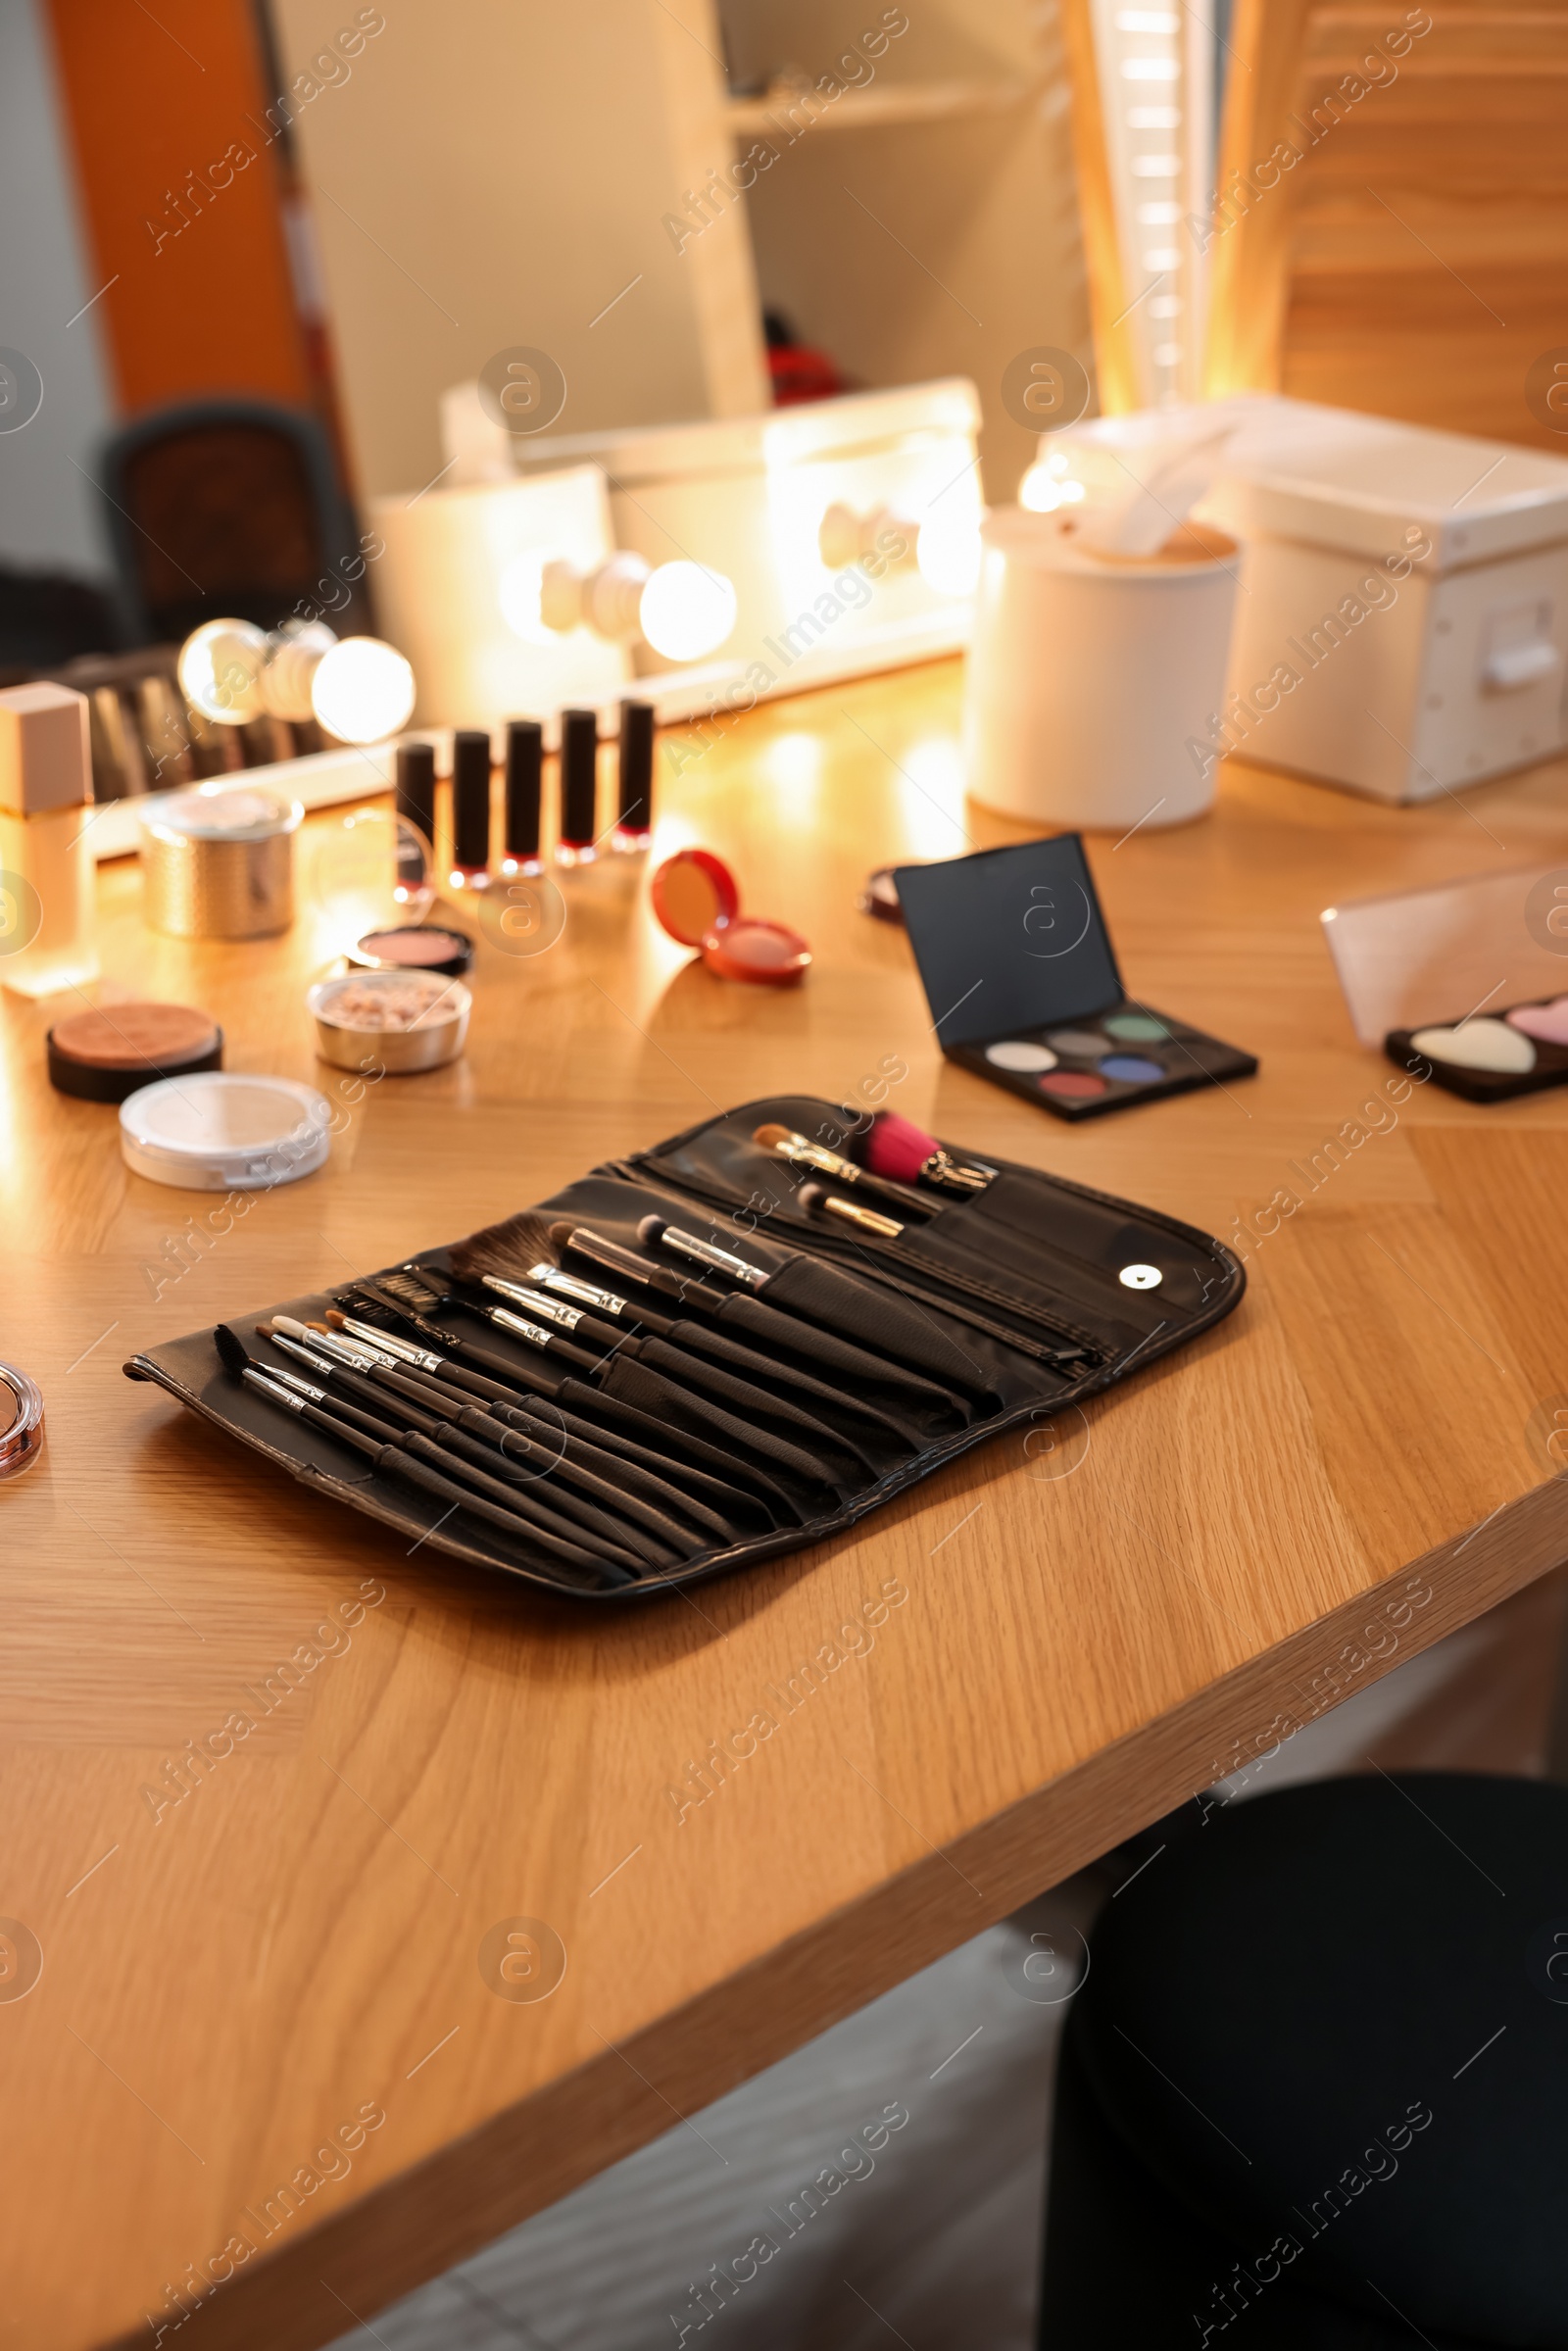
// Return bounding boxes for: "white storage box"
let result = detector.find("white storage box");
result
[1041,398,1568,805]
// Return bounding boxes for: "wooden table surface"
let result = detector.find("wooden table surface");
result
[6,656,1568,2349]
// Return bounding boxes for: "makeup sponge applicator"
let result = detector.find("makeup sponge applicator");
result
[863,1112,992,1196]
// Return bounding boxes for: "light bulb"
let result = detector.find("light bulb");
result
[1019,465,1063,513]
[177,618,269,724]
[914,507,983,597]
[498,552,554,644]
[636,562,737,662]
[310,637,416,744]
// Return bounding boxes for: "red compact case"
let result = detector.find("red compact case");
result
[650,849,810,987]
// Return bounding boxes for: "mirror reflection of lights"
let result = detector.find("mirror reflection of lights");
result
[816,501,983,598]
[177,617,415,745]
[498,551,737,661]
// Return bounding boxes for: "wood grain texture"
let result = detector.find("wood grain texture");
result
[3,660,1568,2347]
[1204,0,1568,448]
[1057,0,1144,416]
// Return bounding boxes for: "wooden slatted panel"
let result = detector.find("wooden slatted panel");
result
[1206,1,1568,448]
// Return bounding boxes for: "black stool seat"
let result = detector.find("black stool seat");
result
[1040,1775,1568,2347]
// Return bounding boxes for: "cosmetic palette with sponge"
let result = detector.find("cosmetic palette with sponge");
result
[1388,996,1568,1102]
[894,834,1257,1122]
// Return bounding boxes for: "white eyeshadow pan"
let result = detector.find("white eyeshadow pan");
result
[1409,1019,1535,1075]
[986,1040,1058,1074]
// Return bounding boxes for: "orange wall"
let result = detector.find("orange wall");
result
[42,0,310,416]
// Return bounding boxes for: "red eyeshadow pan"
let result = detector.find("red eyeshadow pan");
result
[1040,1070,1106,1101]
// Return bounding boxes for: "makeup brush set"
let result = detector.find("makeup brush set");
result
[123,1095,1245,1599]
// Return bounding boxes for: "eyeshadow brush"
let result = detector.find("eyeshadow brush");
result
[637,1212,1093,1377]
[260,1355,655,1578]
[447,1212,943,1442]
[528,1216,968,1413]
[324,1309,736,1545]
[267,1322,690,1564]
[217,1330,633,1590]
[447,1240,895,1471]
[348,1274,772,1534]
[460,1273,897,1472]
[383,1271,852,1511]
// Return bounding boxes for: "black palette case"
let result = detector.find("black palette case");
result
[1384,1005,1568,1103]
[895,834,1257,1120]
[123,1096,1246,1603]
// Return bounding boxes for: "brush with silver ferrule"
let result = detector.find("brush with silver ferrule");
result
[249,1326,670,1569]
[220,1334,634,1588]
[301,1322,701,1561]
[447,1219,931,1447]
[334,1276,759,1540]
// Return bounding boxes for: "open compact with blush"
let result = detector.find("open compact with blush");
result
[651,849,811,985]
[894,834,1257,1119]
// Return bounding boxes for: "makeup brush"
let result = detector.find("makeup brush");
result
[445,1238,884,1478]
[327,1299,740,1544]
[637,1214,1092,1376]
[796,1182,905,1240]
[378,1268,804,1523]
[388,1269,849,1508]
[216,1328,632,1590]
[286,1317,708,1559]
[351,1272,772,1533]
[446,1212,930,1445]
[752,1125,935,1220]
[863,1112,993,1197]
[255,1327,672,1569]
[535,1216,968,1412]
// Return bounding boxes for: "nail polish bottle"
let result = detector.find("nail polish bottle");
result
[0,683,98,998]
[556,708,598,867]
[502,719,543,876]
[449,728,493,889]
[612,700,654,854]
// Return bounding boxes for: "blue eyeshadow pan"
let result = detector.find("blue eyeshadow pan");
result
[1099,1053,1165,1084]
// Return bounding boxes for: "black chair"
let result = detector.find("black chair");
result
[1039,1775,1568,2347]
[95,398,367,645]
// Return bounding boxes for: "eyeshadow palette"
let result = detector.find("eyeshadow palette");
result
[893,834,1258,1122]
[1386,995,1568,1102]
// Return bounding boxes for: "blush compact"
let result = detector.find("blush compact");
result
[47,1001,222,1103]
[651,848,810,986]
[348,925,475,980]
[893,833,1257,1121]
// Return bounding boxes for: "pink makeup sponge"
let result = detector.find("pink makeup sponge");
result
[864,1111,937,1184]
